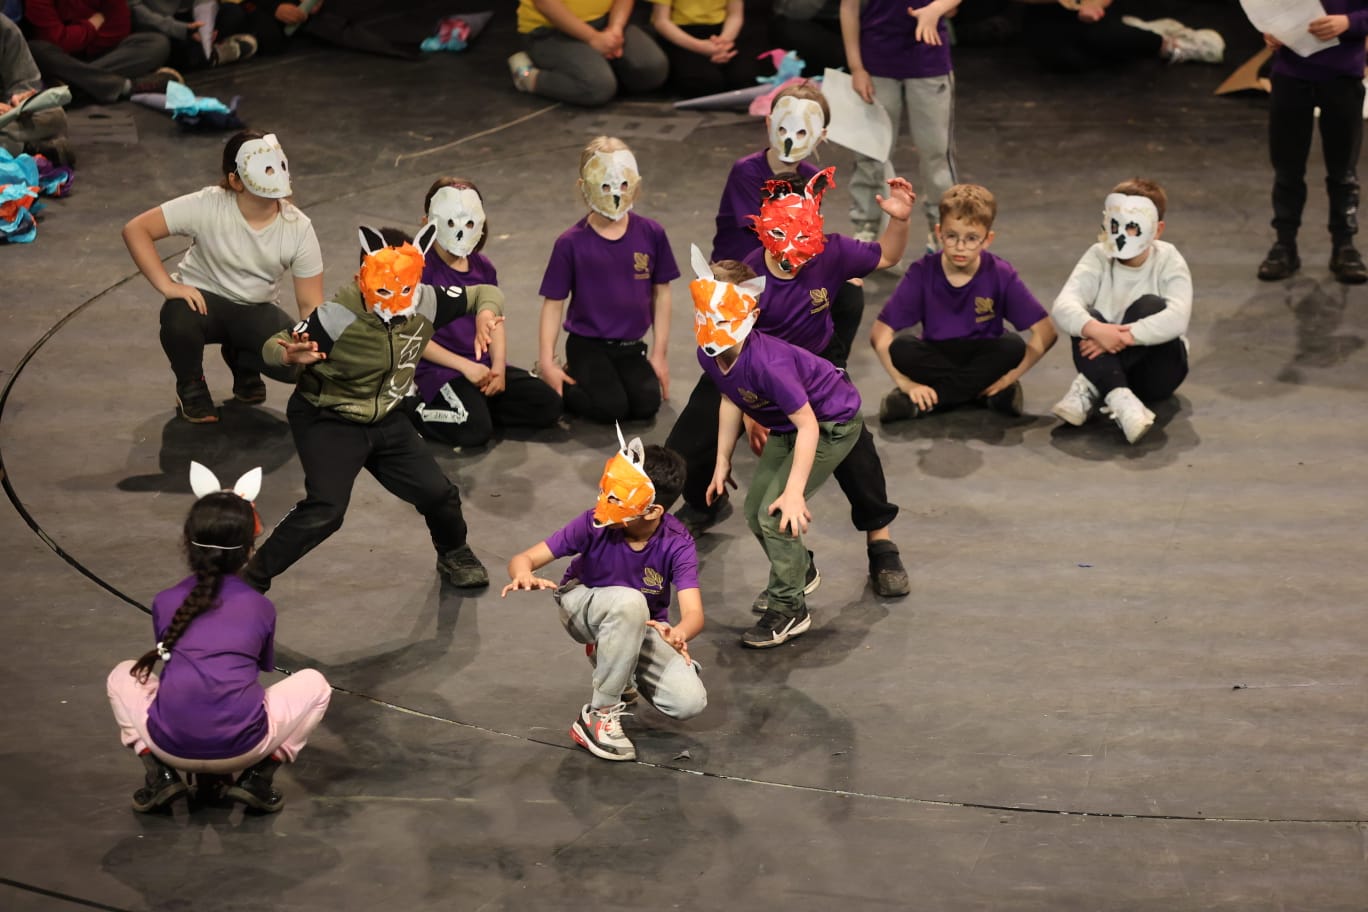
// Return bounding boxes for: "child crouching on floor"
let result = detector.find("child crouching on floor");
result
[502,436,706,762]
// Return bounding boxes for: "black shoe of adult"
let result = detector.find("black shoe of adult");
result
[436,544,490,588]
[226,759,285,813]
[1257,242,1300,281]
[131,760,188,813]
[867,540,910,598]
[1330,245,1368,284]
[175,376,219,423]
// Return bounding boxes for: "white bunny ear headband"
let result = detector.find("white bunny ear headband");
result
[188,461,264,548]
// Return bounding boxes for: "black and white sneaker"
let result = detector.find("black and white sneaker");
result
[753,552,820,614]
[741,605,811,648]
[570,702,635,761]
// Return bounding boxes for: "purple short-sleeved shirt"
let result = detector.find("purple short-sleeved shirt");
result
[545,510,700,622]
[699,330,862,432]
[877,251,1048,342]
[711,151,821,263]
[415,250,498,402]
[742,233,882,354]
[860,0,952,79]
[1272,1,1368,81]
[538,214,680,342]
[145,575,274,760]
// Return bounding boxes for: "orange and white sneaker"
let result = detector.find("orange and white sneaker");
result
[571,702,635,761]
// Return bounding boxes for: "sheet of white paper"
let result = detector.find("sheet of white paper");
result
[821,68,893,162]
[193,0,218,59]
[1239,0,1336,58]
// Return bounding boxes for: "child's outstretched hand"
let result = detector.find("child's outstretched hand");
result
[647,620,691,663]
[501,573,558,597]
[706,462,736,506]
[876,177,917,222]
[472,312,504,361]
[278,331,326,365]
[768,490,811,536]
[909,5,944,45]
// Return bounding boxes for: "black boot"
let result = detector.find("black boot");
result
[1257,241,1300,281]
[227,756,285,813]
[131,751,188,813]
[1330,244,1368,284]
[867,540,911,598]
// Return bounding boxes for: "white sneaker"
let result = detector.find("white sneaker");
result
[507,51,536,93]
[1051,373,1099,426]
[853,227,878,243]
[1102,387,1155,445]
[1121,16,1187,39]
[570,702,635,761]
[1166,28,1225,65]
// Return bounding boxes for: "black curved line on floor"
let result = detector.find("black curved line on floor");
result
[0,876,137,912]
[4,241,1365,833]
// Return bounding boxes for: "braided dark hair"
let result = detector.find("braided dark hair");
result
[130,493,256,684]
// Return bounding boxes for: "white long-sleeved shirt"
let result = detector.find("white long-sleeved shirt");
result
[1051,240,1192,348]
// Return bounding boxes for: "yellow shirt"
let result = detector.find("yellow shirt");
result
[518,0,616,33]
[650,0,726,27]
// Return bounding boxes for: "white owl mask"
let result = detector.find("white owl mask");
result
[234,133,291,199]
[580,149,641,221]
[1101,193,1159,261]
[428,186,486,258]
[768,96,825,164]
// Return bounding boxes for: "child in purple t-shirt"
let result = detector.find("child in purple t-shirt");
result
[840,0,958,248]
[695,257,864,649]
[537,136,681,424]
[106,464,331,814]
[502,440,706,762]
[413,177,562,448]
[871,183,1057,422]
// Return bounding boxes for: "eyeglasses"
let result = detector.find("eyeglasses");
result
[941,232,985,250]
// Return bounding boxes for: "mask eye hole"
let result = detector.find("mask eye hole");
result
[601,183,611,192]
[768,228,785,240]
[401,285,412,295]
[447,219,455,228]
[280,160,288,172]
[465,220,475,229]
[264,166,275,175]
[375,288,393,298]
[795,129,807,139]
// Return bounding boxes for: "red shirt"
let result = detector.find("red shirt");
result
[25,0,131,58]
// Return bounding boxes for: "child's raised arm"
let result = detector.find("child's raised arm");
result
[875,177,917,269]
[502,542,559,597]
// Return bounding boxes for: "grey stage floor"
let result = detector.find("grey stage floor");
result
[4,5,1368,910]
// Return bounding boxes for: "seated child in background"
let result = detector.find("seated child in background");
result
[537,136,679,424]
[502,436,706,763]
[649,0,762,98]
[413,177,562,448]
[0,12,70,163]
[695,251,865,649]
[1049,178,1192,445]
[127,0,259,70]
[870,183,1056,422]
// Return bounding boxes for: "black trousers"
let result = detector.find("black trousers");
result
[1072,295,1188,402]
[416,366,563,447]
[664,330,899,532]
[889,333,1025,408]
[243,394,469,591]
[658,23,765,97]
[1021,5,1160,74]
[1269,72,1364,246]
[159,289,296,386]
[563,333,661,423]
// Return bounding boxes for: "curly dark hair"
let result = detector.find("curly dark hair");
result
[130,493,256,684]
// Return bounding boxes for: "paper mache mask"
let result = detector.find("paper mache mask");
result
[689,244,765,357]
[768,95,825,164]
[189,460,264,538]
[427,185,486,258]
[751,167,834,273]
[593,425,656,528]
[357,223,438,322]
[1101,193,1159,261]
[235,133,291,199]
[580,149,641,221]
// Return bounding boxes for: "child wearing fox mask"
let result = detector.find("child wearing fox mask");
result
[241,225,505,594]
[502,433,706,762]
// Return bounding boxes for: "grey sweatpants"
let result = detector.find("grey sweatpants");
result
[27,33,170,105]
[850,73,957,235]
[523,18,667,107]
[0,14,66,153]
[555,582,707,717]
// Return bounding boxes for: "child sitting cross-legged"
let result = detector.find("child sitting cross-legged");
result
[502,436,706,762]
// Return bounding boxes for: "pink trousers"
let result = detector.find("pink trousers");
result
[106,660,332,773]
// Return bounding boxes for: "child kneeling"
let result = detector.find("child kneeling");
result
[503,437,706,762]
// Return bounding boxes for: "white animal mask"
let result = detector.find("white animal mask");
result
[427,185,486,258]
[234,133,291,199]
[1101,193,1159,260]
[580,149,641,221]
[768,96,825,164]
